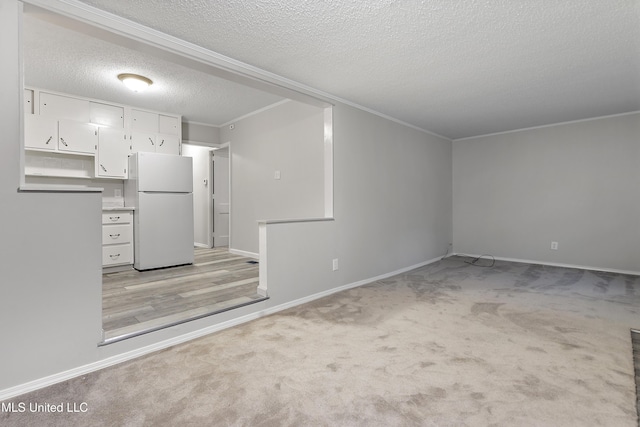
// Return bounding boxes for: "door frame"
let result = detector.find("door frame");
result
[213,141,231,248]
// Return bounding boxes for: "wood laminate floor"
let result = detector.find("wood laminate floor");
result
[102,247,263,343]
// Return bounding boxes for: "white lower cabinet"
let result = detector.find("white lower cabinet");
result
[102,210,134,267]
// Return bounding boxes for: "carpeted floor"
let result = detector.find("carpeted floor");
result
[2,256,640,426]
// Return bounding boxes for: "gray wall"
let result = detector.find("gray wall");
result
[220,101,326,254]
[1,0,103,390]
[0,0,452,395]
[452,113,640,273]
[332,104,452,284]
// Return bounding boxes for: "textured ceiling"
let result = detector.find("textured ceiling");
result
[23,13,284,127]
[29,1,640,139]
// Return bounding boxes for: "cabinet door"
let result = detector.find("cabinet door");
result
[97,127,129,178]
[159,114,179,135]
[40,92,90,122]
[24,114,57,151]
[58,120,98,155]
[24,89,34,114]
[131,109,158,132]
[155,133,180,155]
[130,131,156,153]
[90,102,124,127]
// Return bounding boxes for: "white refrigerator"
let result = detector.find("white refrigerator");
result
[125,152,195,270]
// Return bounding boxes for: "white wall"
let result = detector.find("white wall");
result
[220,100,326,254]
[452,113,640,273]
[182,121,220,146]
[1,0,452,397]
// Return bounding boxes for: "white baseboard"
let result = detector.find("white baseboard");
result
[194,243,212,249]
[256,284,268,297]
[453,253,640,276]
[259,255,446,314]
[0,255,443,401]
[229,248,259,259]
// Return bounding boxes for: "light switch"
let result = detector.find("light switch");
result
[274,170,281,180]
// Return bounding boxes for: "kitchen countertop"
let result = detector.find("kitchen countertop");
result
[102,206,135,211]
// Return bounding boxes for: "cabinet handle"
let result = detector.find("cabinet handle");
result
[109,254,120,259]
[45,136,52,145]
[160,139,164,146]
[149,137,154,146]
[109,216,120,221]
[60,137,68,147]
[109,234,121,239]
[100,164,107,172]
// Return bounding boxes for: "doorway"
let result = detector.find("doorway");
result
[182,143,231,249]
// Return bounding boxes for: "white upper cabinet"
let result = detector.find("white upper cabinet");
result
[155,134,180,155]
[90,102,124,127]
[159,114,179,135]
[130,131,157,153]
[40,92,90,122]
[24,88,182,179]
[58,119,98,155]
[130,110,181,155]
[24,114,57,151]
[97,127,129,179]
[131,109,158,132]
[24,89,34,115]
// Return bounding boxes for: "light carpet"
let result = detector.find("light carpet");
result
[2,256,639,426]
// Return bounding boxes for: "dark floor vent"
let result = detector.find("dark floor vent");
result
[631,329,640,427]
[246,260,259,264]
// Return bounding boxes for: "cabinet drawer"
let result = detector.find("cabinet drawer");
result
[102,224,132,245]
[102,211,132,225]
[102,244,132,266]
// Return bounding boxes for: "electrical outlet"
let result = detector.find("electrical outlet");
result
[551,241,558,250]
[332,258,339,271]
[114,188,122,198]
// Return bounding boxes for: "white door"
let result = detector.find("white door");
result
[182,144,213,248]
[213,147,230,247]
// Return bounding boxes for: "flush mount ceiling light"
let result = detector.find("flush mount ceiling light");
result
[117,73,153,92]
